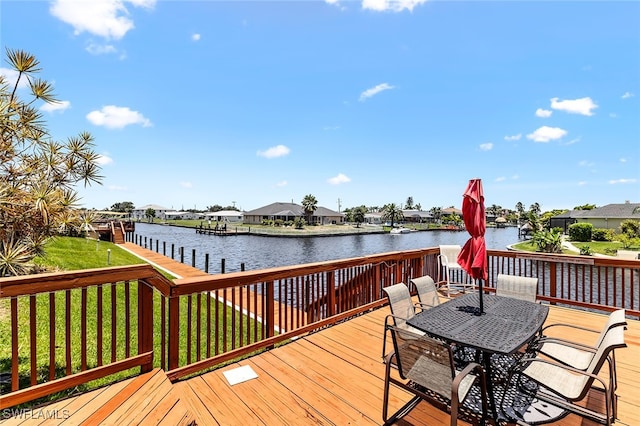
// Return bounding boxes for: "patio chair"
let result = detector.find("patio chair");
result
[381,283,424,360]
[383,325,488,426]
[410,275,440,309]
[437,245,474,297]
[495,274,538,303]
[532,309,627,401]
[502,325,627,426]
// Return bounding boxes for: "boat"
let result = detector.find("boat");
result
[390,227,411,234]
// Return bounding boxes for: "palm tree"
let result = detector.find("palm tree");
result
[301,194,318,225]
[405,196,414,209]
[429,207,442,224]
[382,203,404,229]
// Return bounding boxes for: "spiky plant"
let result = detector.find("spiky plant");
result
[0,48,103,275]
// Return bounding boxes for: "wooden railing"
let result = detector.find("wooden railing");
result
[1,248,638,408]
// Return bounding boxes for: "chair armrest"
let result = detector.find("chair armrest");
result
[540,322,602,337]
[534,336,599,352]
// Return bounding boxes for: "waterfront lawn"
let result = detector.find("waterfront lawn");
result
[0,237,263,407]
[34,236,146,270]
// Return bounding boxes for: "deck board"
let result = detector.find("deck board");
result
[2,303,638,425]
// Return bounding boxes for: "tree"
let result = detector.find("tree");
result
[405,196,414,209]
[574,204,596,210]
[145,208,156,223]
[301,194,318,225]
[429,207,442,224]
[111,201,134,213]
[352,205,367,228]
[529,203,541,216]
[0,49,102,276]
[382,203,404,228]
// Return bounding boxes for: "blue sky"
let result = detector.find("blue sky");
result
[2,0,639,213]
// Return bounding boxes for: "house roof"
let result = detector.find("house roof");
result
[402,209,432,219]
[205,210,244,217]
[244,202,343,217]
[561,203,640,219]
[136,204,172,211]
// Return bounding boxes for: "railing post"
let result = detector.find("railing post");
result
[549,262,558,305]
[138,279,154,373]
[168,296,180,370]
[326,271,336,317]
[266,280,275,339]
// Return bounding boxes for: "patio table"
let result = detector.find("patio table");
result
[407,292,549,424]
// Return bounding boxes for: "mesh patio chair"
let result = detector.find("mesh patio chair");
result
[502,325,627,425]
[410,275,440,309]
[531,309,627,400]
[437,245,475,297]
[495,274,538,303]
[383,325,488,426]
[381,283,425,361]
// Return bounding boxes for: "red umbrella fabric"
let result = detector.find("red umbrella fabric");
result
[457,178,488,281]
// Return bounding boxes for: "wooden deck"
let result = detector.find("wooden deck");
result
[3,302,638,425]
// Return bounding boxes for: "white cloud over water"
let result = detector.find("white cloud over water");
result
[359,83,395,101]
[257,145,290,159]
[86,105,152,129]
[550,97,597,116]
[526,126,567,143]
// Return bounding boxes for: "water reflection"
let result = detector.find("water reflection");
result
[133,223,522,274]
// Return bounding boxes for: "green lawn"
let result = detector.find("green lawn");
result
[1,236,263,406]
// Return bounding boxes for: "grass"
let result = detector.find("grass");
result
[1,236,263,407]
[509,238,639,256]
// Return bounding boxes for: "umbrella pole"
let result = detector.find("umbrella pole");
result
[475,278,484,316]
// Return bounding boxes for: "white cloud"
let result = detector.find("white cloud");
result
[608,178,637,184]
[479,143,493,151]
[96,154,113,165]
[86,43,118,55]
[41,100,71,113]
[504,134,521,141]
[325,0,347,10]
[257,144,290,159]
[578,181,587,186]
[495,176,506,182]
[180,181,193,188]
[550,97,598,116]
[86,105,152,129]
[526,126,567,143]
[0,67,29,89]
[359,83,395,101]
[192,33,201,41]
[609,113,618,118]
[327,173,351,185]
[276,180,288,187]
[578,160,595,168]
[361,0,428,12]
[535,108,552,118]
[622,92,634,99]
[620,158,628,163]
[50,0,155,40]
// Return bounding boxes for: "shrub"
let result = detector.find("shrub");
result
[568,222,593,242]
[532,229,563,253]
[592,228,614,242]
[579,245,593,256]
[620,220,640,238]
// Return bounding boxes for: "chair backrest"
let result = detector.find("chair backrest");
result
[410,275,440,308]
[496,274,538,302]
[382,283,415,329]
[439,245,462,266]
[577,326,627,399]
[389,325,455,398]
[594,309,627,348]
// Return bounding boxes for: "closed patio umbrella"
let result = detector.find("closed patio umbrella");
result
[457,178,488,315]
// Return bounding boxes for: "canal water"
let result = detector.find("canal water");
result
[132,223,523,274]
